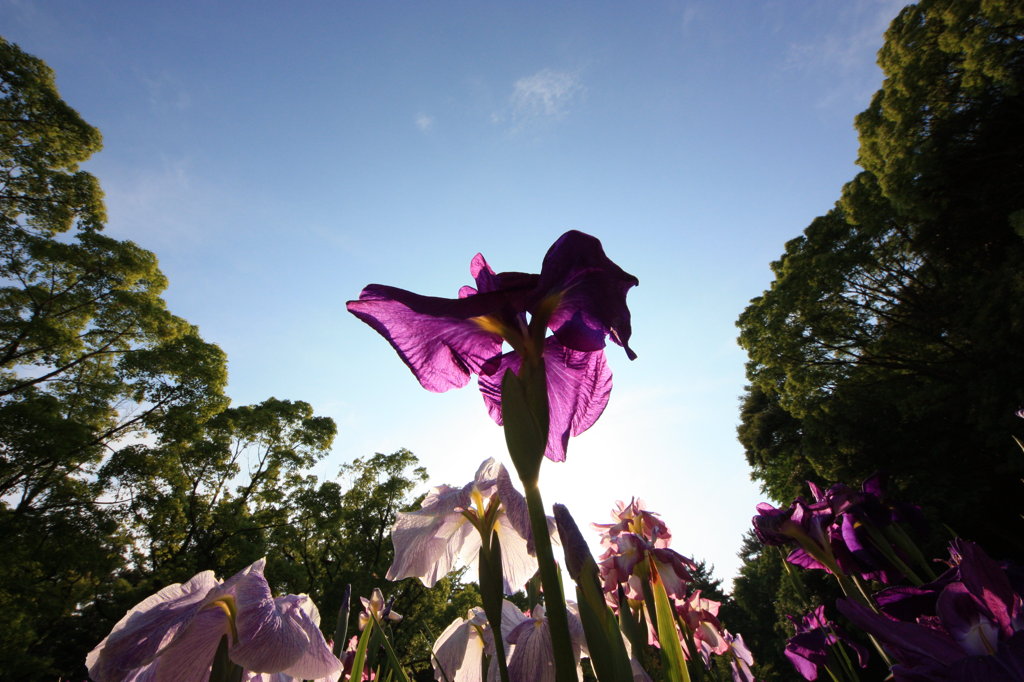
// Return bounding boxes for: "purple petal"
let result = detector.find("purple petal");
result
[955,540,1016,637]
[432,615,480,682]
[275,595,342,680]
[787,548,829,572]
[936,583,1001,658]
[153,607,231,682]
[836,598,961,667]
[347,284,504,393]
[87,570,220,681]
[783,645,824,681]
[228,564,311,674]
[507,613,557,682]
[536,231,638,359]
[478,339,612,462]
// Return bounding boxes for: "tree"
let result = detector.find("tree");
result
[737,0,1024,560]
[0,36,228,679]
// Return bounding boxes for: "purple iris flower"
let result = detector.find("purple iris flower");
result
[837,540,1024,681]
[754,474,929,584]
[784,605,869,681]
[86,559,340,682]
[346,231,637,462]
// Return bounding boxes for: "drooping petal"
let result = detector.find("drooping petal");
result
[433,615,483,682]
[347,285,504,393]
[275,595,343,681]
[507,611,557,682]
[536,230,639,359]
[86,570,220,681]
[478,339,611,462]
[936,583,1001,658]
[386,484,475,587]
[836,598,962,668]
[152,607,231,682]
[228,563,310,675]
[495,464,537,551]
[433,604,516,682]
[494,515,540,592]
[955,539,1016,638]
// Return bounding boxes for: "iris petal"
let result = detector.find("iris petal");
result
[386,489,477,587]
[87,571,219,681]
[478,339,611,462]
[347,285,504,393]
[537,230,639,359]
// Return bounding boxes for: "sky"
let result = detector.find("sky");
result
[1,0,910,585]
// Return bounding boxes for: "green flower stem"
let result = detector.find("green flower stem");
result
[478,528,512,682]
[885,523,937,582]
[862,523,922,585]
[524,482,579,682]
[830,635,861,682]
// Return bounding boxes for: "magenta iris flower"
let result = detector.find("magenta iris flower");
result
[838,540,1024,681]
[86,559,340,682]
[346,231,637,462]
[784,605,869,681]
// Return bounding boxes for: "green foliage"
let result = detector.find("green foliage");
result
[0,36,229,680]
[736,0,1024,560]
[0,37,485,682]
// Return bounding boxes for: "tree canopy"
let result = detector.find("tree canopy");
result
[735,2,1024,663]
[0,37,478,681]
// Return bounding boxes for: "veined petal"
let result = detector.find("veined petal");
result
[347,285,504,393]
[494,515,539,592]
[229,564,310,674]
[87,570,219,681]
[478,339,612,462]
[507,614,556,682]
[536,231,639,360]
[275,595,342,680]
[936,583,1001,657]
[433,605,512,682]
[387,495,477,587]
[433,615,482,682]
[837,598,961,667]
[152,608,231,682]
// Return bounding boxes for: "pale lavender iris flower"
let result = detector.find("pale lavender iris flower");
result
[432,601,526,682]
[86,558,341,682]
[505,602,587,682]
[346,231,637,462]
[386,458,541,593]
[357,587,402,631]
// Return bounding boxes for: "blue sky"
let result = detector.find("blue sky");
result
[2,0,908,584]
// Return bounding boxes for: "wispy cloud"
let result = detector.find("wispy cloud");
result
[785,0,909,108]
[493,68,583,130]
[137,69,192,112]
[414,112,434,132]
[97,156,207,248]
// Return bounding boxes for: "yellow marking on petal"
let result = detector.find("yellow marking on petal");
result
[470,487,486,516]
[202,596,239,642]
[471,315,506,336]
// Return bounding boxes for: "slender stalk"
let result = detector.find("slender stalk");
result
[524,482,579,682]
[478,528,512,682]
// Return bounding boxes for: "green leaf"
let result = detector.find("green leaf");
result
[574,581,635,681]
[652,568,691,682]
[376,622,412,682]
[349,619,374,682]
